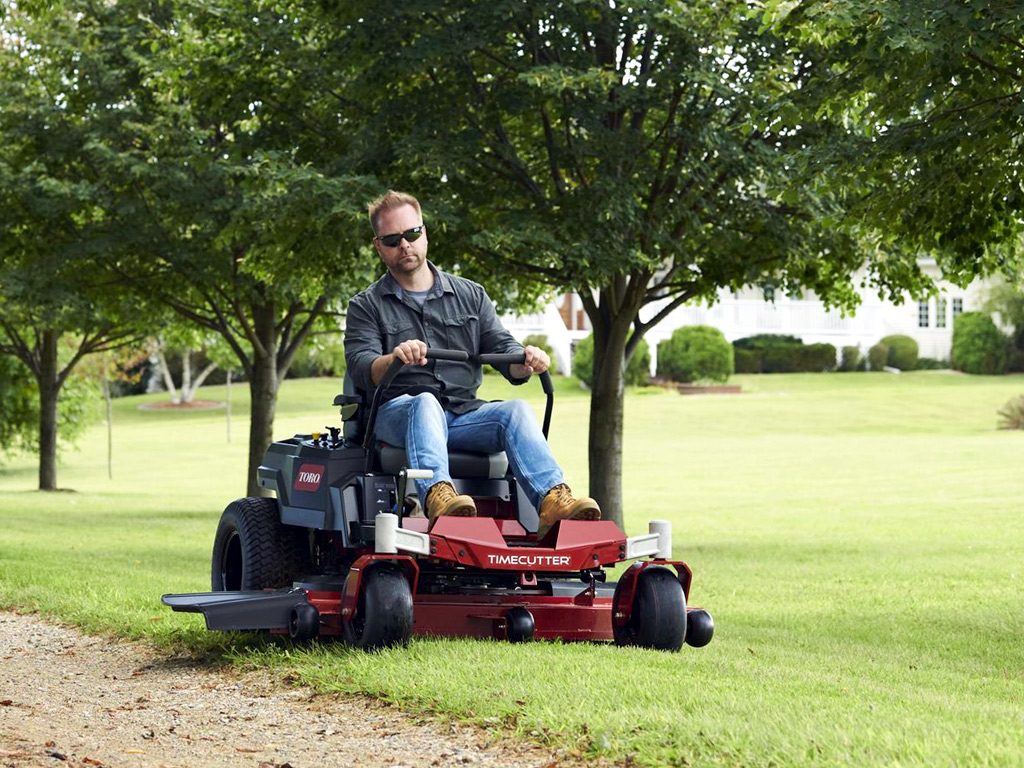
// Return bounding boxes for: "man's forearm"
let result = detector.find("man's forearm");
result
[370,354,396,387]
[508,364,532,380]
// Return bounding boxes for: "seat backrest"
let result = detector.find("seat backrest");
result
[341,373,366,443]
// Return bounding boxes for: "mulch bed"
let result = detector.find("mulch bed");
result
[137,399,225,411]
[648,377,742,395]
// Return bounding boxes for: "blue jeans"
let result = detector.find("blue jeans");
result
[372,394,564,509]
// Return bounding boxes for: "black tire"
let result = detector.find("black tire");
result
[612,566,687,651]
[685,608,715,648]
[505,607,535,643]
[342,565,413,651]
[289,603,321,642]
[211,497,309,591]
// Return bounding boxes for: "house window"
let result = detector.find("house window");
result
[936,297,947,328]
[952,298,963,319]
[918,300,930,328]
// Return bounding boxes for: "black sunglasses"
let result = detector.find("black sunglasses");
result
[375,225,424,248]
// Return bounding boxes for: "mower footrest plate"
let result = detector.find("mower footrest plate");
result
[161,589,308,631]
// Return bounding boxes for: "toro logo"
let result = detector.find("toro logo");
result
[293,463,325,493]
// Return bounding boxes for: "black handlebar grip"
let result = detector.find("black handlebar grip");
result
[476,353,526,366]
[426,348,470,362]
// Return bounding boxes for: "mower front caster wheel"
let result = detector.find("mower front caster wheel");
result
[289,603,320,642]
[685,608,714,648]
[342,565,413,651]
[612,566,687,652]
[505,607,535,643]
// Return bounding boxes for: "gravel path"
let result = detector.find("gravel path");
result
[0,612,582,768]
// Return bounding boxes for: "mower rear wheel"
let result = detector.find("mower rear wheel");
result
[342,565,413,651]
[211,497,309,591]
[612,566,687,651]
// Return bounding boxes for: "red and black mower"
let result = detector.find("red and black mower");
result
[162,349,714,651]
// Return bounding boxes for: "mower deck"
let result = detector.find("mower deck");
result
[164,517,646,640]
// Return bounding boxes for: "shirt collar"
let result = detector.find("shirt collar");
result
[380,262,453,299]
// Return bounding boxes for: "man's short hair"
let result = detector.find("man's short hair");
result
[367,190,422,234]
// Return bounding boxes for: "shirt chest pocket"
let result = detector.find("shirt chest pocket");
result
[443,313,479,355]
[382,320,417,351]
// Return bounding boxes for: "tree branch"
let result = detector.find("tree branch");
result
[632,288,699,337]
[966,51,1021,83]
[277,295,328,379]
[0,322,39,376]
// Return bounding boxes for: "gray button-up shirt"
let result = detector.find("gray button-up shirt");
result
[343,263,526,413]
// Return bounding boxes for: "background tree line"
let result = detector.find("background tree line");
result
[1,0,1021,526]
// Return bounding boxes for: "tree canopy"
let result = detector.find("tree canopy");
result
[0,2,146,488]
[1,0,386,493]
[772,0,1024,276]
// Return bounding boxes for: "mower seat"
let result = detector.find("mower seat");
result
[337,377,509,480]
[377,443,508,479]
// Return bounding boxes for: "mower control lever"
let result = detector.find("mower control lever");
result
[477,353,553,438]
[395,468,434,517]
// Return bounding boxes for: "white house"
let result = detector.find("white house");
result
[503,259,996,375]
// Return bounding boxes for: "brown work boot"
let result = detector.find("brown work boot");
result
[537,484,601,537]
[426,481,477,521]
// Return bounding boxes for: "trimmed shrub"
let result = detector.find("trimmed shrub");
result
[1007,348,1024,373]
[868,342,890,371]
[802,343,839,372]
[952,312,1008,375]
[734,347,761,373]
[839,346,863,372]
[914,357,949,370]
[733,334,804,350]
[573,334,650,388]
[880,334,919,370]
[629,339,652,386]
[657,325,734,383]
[733,334,803,373]
[733,335,835,373]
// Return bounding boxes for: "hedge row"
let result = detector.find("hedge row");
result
[566,308,1019,384]
[733,336,837,373]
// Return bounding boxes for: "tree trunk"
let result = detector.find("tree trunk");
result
[587,321,631,530]
[184,360,217,403]
[37,330,60,491]
[247,354,277,497]
[181,348,192,400]
[155,348,179,403]
[246,305,279,497]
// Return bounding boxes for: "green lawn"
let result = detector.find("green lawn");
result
[1,372,1022,766]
